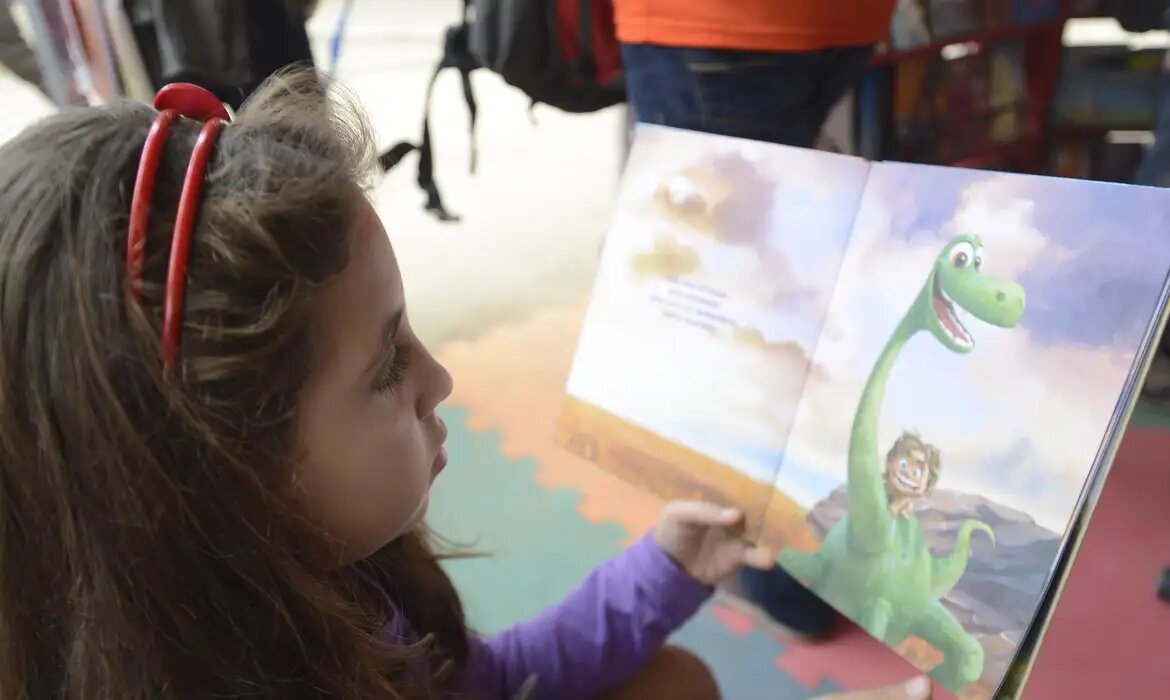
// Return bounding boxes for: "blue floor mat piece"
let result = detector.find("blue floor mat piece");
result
[428,405,627,634]
[427,405,844,697]
[672,610,844,699]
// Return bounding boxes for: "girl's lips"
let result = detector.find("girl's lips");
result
[432,418,448,476]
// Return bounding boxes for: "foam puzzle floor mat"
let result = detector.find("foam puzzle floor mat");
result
[429,404,859,699]
[428,298,1170,699]
[428,300,931,697]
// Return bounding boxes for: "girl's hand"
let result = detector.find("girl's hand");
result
[653,500,774,586]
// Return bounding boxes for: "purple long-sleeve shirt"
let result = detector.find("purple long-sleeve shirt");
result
[379,532,712,699]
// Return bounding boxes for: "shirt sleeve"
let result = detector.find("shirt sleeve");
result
[459,531,712,700]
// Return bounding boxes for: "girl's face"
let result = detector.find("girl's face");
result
[295,200,452,564]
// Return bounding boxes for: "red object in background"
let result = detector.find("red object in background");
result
[869,9,1066,172]
[555,0,623,87]
[1019,428,1170,698]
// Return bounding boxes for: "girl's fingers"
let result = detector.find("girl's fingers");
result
[741,545,775,570]
[664,500,743,526]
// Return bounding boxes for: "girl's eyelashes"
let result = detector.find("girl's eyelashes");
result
[374,345,410,395]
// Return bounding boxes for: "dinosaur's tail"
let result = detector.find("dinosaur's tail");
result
[931,519,995,598]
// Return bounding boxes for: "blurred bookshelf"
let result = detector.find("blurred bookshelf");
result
[847,0,1169,182]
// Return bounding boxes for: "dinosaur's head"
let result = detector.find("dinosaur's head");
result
[915,234,1026,354]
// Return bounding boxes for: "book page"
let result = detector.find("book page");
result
[1005,267,1170,697]
[556,124,871,539]
[763,162,1170,699]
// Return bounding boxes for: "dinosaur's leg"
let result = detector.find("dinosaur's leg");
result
[777,547,826,587]
[912,598,984,694]
[859,598,893,642]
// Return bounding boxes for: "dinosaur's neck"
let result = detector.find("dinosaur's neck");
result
[842,306,921,554]
[849,315,919,478]
[842,305,922,554]
[842,309,921,557]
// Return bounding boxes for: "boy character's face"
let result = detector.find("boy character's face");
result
[886,446,930,498]
[295,199,452,565]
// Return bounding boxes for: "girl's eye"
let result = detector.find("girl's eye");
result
[374,346,410,395]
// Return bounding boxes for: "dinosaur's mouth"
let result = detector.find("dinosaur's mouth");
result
[932,277,972,348]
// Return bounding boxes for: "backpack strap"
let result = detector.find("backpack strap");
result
[526,0,594,119]
[378,0,478,222]
[575,0,595,81]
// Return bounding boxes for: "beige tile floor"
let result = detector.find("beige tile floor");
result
[311,0,625,349]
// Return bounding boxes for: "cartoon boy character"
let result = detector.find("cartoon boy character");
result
[884,430,941,518]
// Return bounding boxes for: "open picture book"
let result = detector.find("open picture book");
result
[554,124,1170,699]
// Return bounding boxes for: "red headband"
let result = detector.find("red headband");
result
[126,83,231,372]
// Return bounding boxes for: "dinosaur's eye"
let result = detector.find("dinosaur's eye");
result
[950,241,976,269]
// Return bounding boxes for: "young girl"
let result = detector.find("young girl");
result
[0,67,936,700]
[0,68,780,700]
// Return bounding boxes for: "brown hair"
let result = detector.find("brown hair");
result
[886,429,942,491]
[0,71,468,699]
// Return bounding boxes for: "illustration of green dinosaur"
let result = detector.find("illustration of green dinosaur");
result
[778,234,1026,693]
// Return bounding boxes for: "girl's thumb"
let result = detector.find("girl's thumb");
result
[663,500,742,525]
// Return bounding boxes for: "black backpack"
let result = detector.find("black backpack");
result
[1096,0,1170,32]
[379,0,625,222]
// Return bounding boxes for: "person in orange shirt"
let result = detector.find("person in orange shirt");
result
[615,0,895,147]
[613,0,897,642]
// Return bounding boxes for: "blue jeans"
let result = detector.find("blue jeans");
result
[621,42,872,637]
[620,43,872,149]
[1135,56,1170,365]
[1135,58,1170,188]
